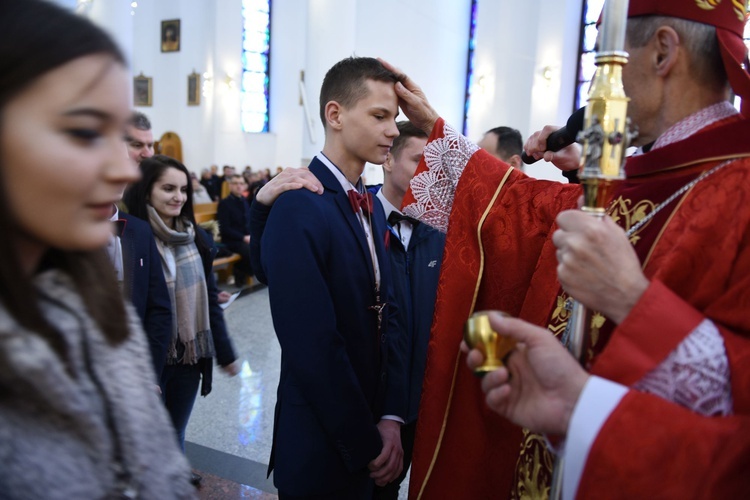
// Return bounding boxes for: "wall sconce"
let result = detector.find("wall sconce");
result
[538,65,558,88]
[224,75,237,91]
[202,72,213,98]
[474,74,494,95]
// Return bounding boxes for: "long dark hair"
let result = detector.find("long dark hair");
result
[124,155,210,255]
[0,0,129,356]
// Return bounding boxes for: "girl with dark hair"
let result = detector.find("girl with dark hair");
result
[0,1,194,498]
[124,155,240,467]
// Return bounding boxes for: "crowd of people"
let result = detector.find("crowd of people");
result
[2,0,750,499]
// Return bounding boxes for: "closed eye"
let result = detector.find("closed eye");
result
[67,128,102,143]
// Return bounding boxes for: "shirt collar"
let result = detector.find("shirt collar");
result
[375,187,399,220]
[653,101,738,150]
[316,152,360,193]
[110,204,119,222]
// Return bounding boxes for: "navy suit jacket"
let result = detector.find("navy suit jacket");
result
[119,213,172,379]
[261,158,406,496]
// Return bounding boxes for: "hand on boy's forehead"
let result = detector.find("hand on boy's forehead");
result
[362,79,399,115]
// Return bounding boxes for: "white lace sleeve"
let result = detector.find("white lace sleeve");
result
[633,319,733,416]
[402,122,479,233]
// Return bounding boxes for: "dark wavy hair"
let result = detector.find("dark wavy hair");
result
[0,0,129,360]
[124,155,210,255]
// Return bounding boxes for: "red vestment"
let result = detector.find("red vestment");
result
[405,113,750,499]
[578,390,750,498]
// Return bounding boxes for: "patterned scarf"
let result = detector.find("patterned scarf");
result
[147,205,214,364]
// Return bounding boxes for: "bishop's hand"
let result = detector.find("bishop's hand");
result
[465,312,589,436]
[379,58,439,135]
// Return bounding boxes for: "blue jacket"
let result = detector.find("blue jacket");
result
[259,158,406,496]
[120,213,172,379]
[369,186,445,423]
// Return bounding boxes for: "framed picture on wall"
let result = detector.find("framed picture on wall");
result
[188,71,200,106]
[161,19,180,52]
[134,73,152,107]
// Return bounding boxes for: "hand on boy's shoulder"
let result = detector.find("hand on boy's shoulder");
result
[255,167,323,206]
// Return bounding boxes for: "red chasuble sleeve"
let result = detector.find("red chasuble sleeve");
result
[591,154,750,414]
[577,390,750,499]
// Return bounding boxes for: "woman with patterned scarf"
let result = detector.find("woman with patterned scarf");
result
[124,155,241,483]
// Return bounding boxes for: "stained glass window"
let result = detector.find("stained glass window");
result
[241,0,271,133]
[575,0,605,111]
[462,0,479,134]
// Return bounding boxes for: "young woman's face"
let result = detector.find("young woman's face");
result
[149,166,188,226]
[1,54,137,262]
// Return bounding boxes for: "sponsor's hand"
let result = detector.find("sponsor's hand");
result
[255,167,323,206]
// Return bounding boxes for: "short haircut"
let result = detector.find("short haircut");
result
[318,56,398,128]
[485,126,523,161]
[390,121,428,159]
[128,111,152,131]
[228,174,246,183]
[627,16,726,90]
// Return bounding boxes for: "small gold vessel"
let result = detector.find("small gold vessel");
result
[463,311,516,376]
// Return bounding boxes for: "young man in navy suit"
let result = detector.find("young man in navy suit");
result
[257,57,406,499]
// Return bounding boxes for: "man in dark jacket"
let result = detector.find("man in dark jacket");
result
[217,174,253,283]
[249,120,445,499]
[369,121,444,499]
[109,204,172,380]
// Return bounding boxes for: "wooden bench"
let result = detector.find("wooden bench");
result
[194,202,218,223]
[193,201,250,285]
[212,253,244,284]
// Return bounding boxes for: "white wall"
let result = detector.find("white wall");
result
[83,0,586,181]
[467,0,583,181]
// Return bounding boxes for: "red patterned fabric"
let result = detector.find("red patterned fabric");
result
[577,390,750,499]
[407,119,581,499]
[408,114,750,499]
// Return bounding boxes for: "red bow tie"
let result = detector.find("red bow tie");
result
[348,190,374,215]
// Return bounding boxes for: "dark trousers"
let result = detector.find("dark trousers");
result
[225,240,253,279]
[279,477,373,500]
[372,421,417,500]
[160,363,201,451]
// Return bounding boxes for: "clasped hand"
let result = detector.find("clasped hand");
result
[368,419,403,487]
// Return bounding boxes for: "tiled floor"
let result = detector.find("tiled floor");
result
[195,470,277,500]
[185,285,409,499]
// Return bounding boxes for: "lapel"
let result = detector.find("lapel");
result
[370,196,389,291]
[120,215,135,298]
[309,158,376,285]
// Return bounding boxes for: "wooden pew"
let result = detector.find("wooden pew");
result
[194,202,218,223]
